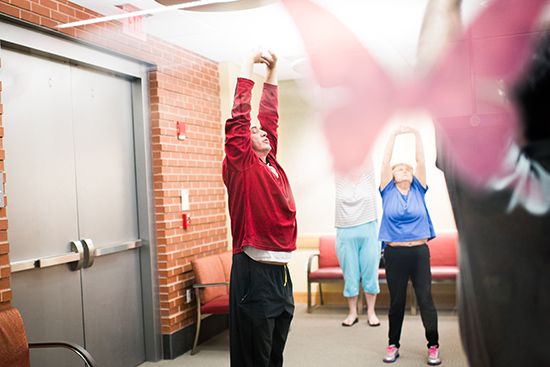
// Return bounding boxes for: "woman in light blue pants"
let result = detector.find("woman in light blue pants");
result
[335,168,381,327]
[336,221,381,326]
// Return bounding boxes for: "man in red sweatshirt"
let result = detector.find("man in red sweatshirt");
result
[223,49,297,367]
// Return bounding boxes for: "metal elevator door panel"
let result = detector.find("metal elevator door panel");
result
[71,66,145,367]
[71,66,139,246]
[2,48,145,367]
[2,49,86,367]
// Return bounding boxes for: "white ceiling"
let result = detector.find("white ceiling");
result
[70,0,487,80]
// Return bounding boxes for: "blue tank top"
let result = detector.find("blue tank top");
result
[378,176,436,244]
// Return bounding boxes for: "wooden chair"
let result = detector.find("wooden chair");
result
[0,307,96,367]
[191,251,231,355]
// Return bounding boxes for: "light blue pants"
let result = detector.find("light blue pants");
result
[336,221,381,297]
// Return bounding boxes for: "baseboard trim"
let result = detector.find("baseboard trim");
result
[293,286,456,309]
[162,314,228,359]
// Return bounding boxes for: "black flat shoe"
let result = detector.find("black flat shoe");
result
[341,317,359,327]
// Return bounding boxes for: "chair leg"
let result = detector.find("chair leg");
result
[307,280,312,313]
[191,289,202,355]
[319,283,324,305]
[191,314,201,355]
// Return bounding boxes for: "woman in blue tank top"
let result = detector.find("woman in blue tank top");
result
[379,126,441,366]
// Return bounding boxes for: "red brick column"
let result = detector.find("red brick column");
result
[0,79,10,311]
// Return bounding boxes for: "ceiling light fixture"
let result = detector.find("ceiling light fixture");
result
[153,0,276,12]
[56,0,239,29]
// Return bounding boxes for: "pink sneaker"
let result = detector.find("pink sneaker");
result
[428,345,441,365]
[383,345,399,363]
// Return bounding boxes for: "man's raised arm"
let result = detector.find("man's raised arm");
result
[224,50,265,169]
[258,51,279,157]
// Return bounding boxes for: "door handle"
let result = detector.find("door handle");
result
[10,241,85,273]
[94,240,141,257]
[10,259,38,273]
[10,239,142,273]
[81,238,96,269]
[81,239,141,269]
[38,240,85,271]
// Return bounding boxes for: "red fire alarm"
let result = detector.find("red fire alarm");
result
[176,121,186,141]
[182,213,191,230]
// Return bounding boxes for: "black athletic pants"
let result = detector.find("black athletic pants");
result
[229,253,294,367]
[384,244,439,348]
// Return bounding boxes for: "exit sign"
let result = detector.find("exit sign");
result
[116,4,147,41]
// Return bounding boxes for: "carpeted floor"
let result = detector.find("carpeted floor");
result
[140,305,468,367]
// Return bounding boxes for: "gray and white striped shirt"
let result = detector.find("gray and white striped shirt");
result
[335,169,378,228]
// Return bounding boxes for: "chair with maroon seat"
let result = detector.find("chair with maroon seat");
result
[425,232,460,312]
[307,235,344,313]
[191,251,232,355]
[427,232,459,281]
[307,233,459,314]
[0,307,96,367]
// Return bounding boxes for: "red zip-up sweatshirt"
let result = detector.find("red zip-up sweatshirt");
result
[223,78,297,254]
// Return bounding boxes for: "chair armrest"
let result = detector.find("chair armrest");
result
[307,253,320,276]
[193,282,230,310]
[193,282,229,288]
[29,342,97,367]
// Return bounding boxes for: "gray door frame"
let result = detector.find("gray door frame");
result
[0,16,162,362]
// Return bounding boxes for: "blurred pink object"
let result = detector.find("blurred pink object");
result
[282,0,546,186]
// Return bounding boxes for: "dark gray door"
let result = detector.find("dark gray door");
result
[2,48,145,367]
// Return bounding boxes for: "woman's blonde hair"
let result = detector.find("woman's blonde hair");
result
[391,163,414,173]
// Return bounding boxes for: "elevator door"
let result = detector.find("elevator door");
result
[2,48,145,367]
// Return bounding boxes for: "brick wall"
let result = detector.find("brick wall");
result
[0,80,9,311]
[0,0,227,334]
